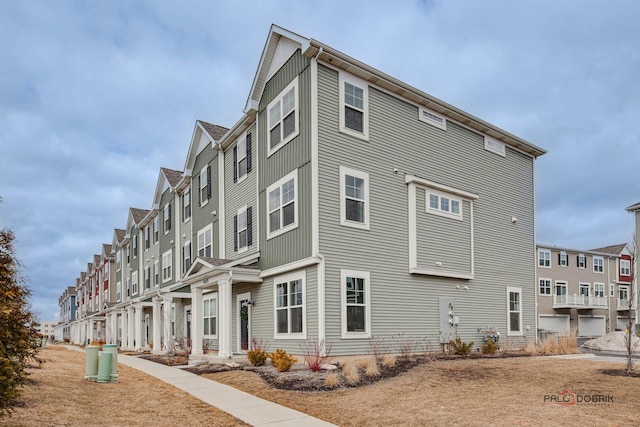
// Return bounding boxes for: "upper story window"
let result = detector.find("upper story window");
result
[153,217,159,243]
[116,281,121,302]
[594,283,605,298]
[183,241,192,274]
[620,259,631,276]
[234,206,253,252]
[126,246,131,264]
[132,271,138,296]
[132,235,138,259]
[144,266,150,289]
[144,226,150,250]
[116,250,121,271]
[162,249,172,282]
[197,225,212,258]
[199,164,211,206]
[234,133,252,182]
[339,73,369,140]
[267,78,299,156]
[558,251,567,267]
[539,278,551,295]
[339,166,370,230]
[267,170,298,239]
[593,256,604,273]
[577,253,586,269]
[163,203,172,234]
[427,189,462,220]
[182,189,191,222]
[153,260,159,286]
[579,283,589,296]
[538,249,551,268]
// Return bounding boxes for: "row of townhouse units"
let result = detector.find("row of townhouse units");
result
[53,286,77,342]
[536,243,635,337]
[58,25,547,358]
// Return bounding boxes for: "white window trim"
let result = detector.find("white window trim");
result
[203,292,218,339]
[484,136,506,157]
[153,217,159,243]
[559,251,567,267]
[610,283,615,297]
[340,269,372,339]
[266,169,298,240]
[236,205,249,253]
[620,259,631,276]
[183,189,191,223]
[507,286,523,336]
[199,165,209,207]
[339,72,369,141]
[339,166,370,230]
[236,133,248,184]
[426,188,463,221]
[183,240,191,274]
[132,271,138,296]
[578,253,586,269]
[197,224,213,258]
[162,249,172,283]
[153,260,159,287]
[594,283,605,298]
[267,77,299,157]
[538,278,552,296]
[116,250,122,271]
[593,256,604,273]
[579,282,590,296]
[538,249,551,268]
[163,204,171,235]
[273,270,306,340]
[116,281,121,302]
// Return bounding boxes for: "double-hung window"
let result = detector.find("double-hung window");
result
[594,283,605,298]
[126,278,130,298]
[538,249,551,268]
[203,294,217,337]
[126,246,130,264]
[116,250,121,271]
[267,78,298,155]
[199,165,211,206]
[577,253,586,268]
[341,269,371,338]
[131,271,138,296]
[620,259,630,276]
[144,266,150,289]
[197,225,212,258]
[144,227,150,250]
[116,281,121,302]
[183,241,191,274]
[132,235,138,259]
[539,278,551,296]
[234,133,252,182]
[182,189,191,222]
[559,251,567,267]
[593,256,604,273]
[163,204,172,234]
[274,272,305,339]
[153,260,159,286]
[507,287,522,335]
[339,73,368,139]
[340,166,369,229]
[153,217,159,243]
[267,170,297,239]
[162,250,172,282]
[234,206,252,252]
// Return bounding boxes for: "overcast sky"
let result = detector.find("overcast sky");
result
[2,1,639,321]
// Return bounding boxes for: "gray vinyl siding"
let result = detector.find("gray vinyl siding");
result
[224,123,258,259]
[258,50,312,270]
[159,189,175,288]
[318,64,536,354]
[191,148,220,260]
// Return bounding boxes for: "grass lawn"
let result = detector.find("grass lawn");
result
[206,356,640,427]
[0,346,247,427]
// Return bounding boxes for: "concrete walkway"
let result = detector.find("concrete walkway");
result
[63,346,335,427]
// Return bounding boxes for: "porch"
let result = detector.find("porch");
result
[553,294,607,309]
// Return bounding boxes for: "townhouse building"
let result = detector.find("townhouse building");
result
[536,243,632,337]
[54,286,77,341]
[61,25,546,357]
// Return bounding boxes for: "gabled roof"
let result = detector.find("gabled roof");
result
[114,229,126,244]
[160,167,183,188]
[130,207,150,225]
[93,254,101,267]
[626,201,640,212]
[87,263,93,273]
[102,244,112,259]
[247,24,545,158]
[151,167,183,209]
[80,272,87,282]
[589,243,628,256]
[182,120,229,177]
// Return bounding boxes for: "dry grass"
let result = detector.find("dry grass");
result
[206,356,640,427]
[0,346,247,427]
[382,354,397,367]
[341,360,361,385]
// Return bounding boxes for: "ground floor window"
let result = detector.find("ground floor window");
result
[341,269,371,338]
[274,271,305,338]
[203,294,217,337]
[507,286,522,335]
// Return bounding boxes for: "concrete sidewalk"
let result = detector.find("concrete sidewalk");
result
[64,346,335,427]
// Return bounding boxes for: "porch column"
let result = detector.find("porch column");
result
[127,307,135,350]
[88,319,95,344]
[105,313,111,343]
[111,312,118,345]
[218,279,232,359]
[135,306,143,350]
[152,297,162,353]
[162,298,172,353]
[121,310,128,349]
[191,288,203,355]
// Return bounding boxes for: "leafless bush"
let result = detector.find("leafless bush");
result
[368,336,391,362]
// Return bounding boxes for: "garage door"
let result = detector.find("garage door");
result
[539,315,570,335]
[578,316,606,337]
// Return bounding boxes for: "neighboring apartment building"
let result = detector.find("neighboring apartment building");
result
[54,286,77,341]
[62,25,546,356]
[36,321,59,340]
[536,243,632,337]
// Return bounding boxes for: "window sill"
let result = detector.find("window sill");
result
[341,331,371,339]
[267,131,299,158]
[274,332,307,340]
[340,220,370,230]
[236,174,248,185]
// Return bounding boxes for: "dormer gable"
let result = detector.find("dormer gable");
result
[183,120,228,177]
[151,167,183,209]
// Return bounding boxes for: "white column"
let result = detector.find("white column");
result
[191,288,203,355]
[152,297,162,353]
[105,313,111,343]
[111,312,118,345]
[135,306,143,351]
[218,279,232,359]
[127,307,135,350]
[121,310,128,349]
[88,319,95,344]
[162,298,172,353]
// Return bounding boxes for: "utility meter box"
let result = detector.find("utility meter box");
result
[439,297,457,343]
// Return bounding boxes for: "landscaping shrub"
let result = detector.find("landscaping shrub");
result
[341,361,360,384]
[368,336,391,362]
[382,354,397,367]
[301,339,332,372]
[451,337,474,356]
[270,349,297,372]
[393,332,419,358]
[247,338,268,366]
[481,338,499,355]
[324,371,341,388]
[360,356,380,377]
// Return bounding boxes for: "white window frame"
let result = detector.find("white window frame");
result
[132,234,138,259]
[426,188,463,220]
[266,169,298,240]
[182,188,191,222]
[339,166,370,230]
[153,260,159,287]
[126,278,130,298]
[577,253,586,269]
[116,281,121,302]
[236,134,248,183]
[559,251,567,267]
[116,250,121,271]
[340,269,372,339]
[131,271,138,296]
[163,204,171,235]
[579,283,590,297]
[484,136,506,157]
[199,165,209,207]
[593,256,604,273]
[339,72,369,140]
[620,259,631,276]
[162,249,172,283]
[539,278,551,296]
[594,283,605,298]
[236,206,249,253]
[183,241,191,274]
[153,217,159,243]
[203,292,218,338]
[267,77,299,157]
[273,270,306,340]
[610,283,615,297]
[538,249,551,268]
[197,225,213,258]
[507,286,523,336]
[144,266,150,290]
[144,226,150,251]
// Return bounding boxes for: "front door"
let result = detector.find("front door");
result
[185,308,192,340]
[237,292,251,352]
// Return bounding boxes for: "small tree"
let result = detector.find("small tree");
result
[0,228,42,415]
[624,236,639,374]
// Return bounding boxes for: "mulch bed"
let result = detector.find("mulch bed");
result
[599,368,640,378]
[139,354,189,366]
